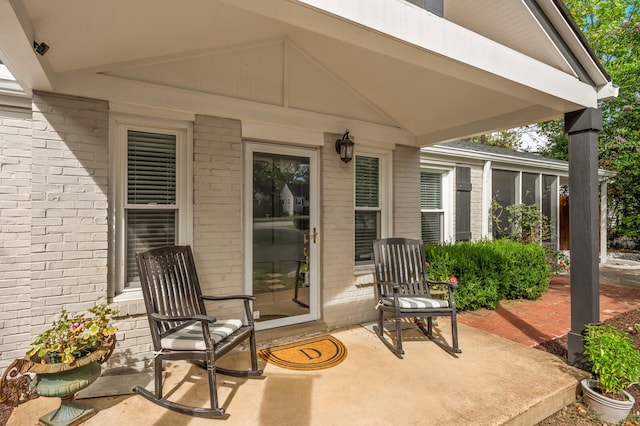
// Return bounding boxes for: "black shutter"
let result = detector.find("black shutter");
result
[455,167,472,241]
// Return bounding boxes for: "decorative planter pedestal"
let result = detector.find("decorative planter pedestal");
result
[581,378,635,424]
[35,361,101,426]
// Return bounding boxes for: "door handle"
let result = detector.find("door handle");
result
[311,227,318,244]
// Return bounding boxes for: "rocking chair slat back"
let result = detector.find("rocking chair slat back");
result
[137,246,205,344]
[373,238,430,297]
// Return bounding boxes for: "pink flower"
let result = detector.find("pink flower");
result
[70,323,80,331]
[449,275,458,284]
[615,135,626,143]
[424,262,430,268]
[624,105,633,111]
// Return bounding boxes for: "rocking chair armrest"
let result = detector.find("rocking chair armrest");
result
[150,313,217,324]
[201,294,257,302]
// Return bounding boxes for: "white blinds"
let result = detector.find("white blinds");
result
[355,156,380,263]
[355,156,379,208]
[420,172,443,243]
[420,172,442,209]
[125,130,178,287]
[127,130,176,204]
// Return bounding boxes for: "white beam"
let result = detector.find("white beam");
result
[0,0,53,92]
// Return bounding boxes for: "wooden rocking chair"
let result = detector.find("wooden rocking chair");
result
[134,245,263,418]
[372,238,461,356]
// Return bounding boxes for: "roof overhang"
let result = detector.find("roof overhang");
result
[0,0,614,147]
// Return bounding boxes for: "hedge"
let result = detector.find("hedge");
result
[424,240,551,311]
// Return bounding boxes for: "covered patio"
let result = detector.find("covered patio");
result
[0,0,615,396]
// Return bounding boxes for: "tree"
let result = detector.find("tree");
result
[466,129,525,151]
[538,0,640,239]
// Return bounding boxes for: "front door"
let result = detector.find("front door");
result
[244,142,319,330]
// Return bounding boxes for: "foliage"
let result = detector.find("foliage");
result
[583,324,640,395]
[26,304,118,364]
[491,200,553,244]
[466,129,525,151]
[424,240,550,311]
[537,0,640,241]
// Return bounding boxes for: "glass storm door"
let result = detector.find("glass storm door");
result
[244,143,319,330]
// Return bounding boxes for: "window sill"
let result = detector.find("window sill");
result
[111,289,147,317]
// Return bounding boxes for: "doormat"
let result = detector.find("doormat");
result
[258,335,347,371]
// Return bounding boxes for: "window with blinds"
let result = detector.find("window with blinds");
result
[125,130,178,287]
[420,171,444,243]
[355,156,380,264]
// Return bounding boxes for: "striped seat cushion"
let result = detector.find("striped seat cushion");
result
[161,319,243,351]
[383,296,449,309]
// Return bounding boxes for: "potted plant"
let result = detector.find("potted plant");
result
[26,304,118,366]
[24,304,118,425]
[581,323,640,423]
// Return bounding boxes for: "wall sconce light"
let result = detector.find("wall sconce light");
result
[335,130,355,164]
[33,41,49,56]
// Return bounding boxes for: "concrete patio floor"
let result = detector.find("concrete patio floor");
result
[8,321,585,426]
[11,264,640,426]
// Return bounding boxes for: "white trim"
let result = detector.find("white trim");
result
[108,113,193,299]
[242,121,324,146]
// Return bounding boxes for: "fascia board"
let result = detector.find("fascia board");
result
[535,0,610,89]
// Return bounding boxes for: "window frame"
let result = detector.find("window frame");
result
[353,148,392,270]
[420,167,453,244]
[108,114,193,300]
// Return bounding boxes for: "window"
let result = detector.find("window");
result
[420,171,444,243]
[355,155,380,265]
[491,170,517,238]
[542,175,558,245]
[110,116,192,299]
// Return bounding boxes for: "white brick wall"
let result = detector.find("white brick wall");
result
[30,92,109,323]
[0,104,32,370]
[469,165,484,241]
[192,115,244,318]
[393,145,421,239]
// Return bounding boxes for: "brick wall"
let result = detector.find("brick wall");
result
[469,164,484,241]
[393,145,421,239]
[0,103,32,370]
[192,115,244,318]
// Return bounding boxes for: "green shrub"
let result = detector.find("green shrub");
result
[424,240,551,311]
[584,324,640,395]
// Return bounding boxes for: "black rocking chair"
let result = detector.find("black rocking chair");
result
[372,238,461,357]
[134,245,263,418]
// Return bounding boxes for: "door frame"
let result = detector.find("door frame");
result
[243,141,320,330]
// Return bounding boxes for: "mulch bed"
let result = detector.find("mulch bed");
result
[535,307,640,415]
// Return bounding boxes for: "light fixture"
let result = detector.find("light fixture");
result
[33,41,49,56]
[335,130,355,164]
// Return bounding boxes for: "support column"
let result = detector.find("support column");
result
[600,181,608,265]
[565,108,602,365]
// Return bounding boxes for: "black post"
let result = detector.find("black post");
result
[565,108,602,365]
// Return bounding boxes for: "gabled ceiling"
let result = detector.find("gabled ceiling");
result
[0,0,613,146]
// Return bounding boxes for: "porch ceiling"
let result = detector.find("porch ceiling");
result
[0,0,612,146]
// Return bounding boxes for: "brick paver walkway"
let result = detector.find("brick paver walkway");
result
[458,275,640,347]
